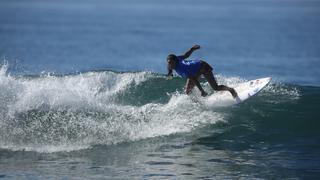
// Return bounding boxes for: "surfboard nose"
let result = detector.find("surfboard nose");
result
[265,77,272,81]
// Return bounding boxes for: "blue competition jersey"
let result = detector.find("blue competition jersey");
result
[174,56,201,78]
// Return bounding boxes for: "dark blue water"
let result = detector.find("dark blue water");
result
[0,0,320,179]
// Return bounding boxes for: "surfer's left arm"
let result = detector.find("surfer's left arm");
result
[188,76,207,97]
[181,45,201,59]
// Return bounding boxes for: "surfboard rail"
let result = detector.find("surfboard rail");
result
[205,77,271,106]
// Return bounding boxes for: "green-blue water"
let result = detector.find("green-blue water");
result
[0,0,320,179]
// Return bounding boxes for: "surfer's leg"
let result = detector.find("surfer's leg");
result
[185,78,195,94]
[185,75,202,94]
[203,71,238,98]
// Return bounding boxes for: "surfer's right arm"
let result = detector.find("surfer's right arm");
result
[180,45,201,59]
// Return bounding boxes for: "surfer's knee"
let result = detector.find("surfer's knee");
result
[213,84,224,91]
[216,85,229,91]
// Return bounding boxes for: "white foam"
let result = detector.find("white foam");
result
[0,144,90,153]
[263,81,300,101]
[5,70,149,114]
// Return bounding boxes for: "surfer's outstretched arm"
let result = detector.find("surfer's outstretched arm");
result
[188,76,207,97]
[180,45,201,59]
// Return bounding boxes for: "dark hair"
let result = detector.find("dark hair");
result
[167,54,177,62]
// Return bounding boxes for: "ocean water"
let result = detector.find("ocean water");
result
[0,0,320,179]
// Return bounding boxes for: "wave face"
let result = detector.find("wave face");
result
[1,64,317,153]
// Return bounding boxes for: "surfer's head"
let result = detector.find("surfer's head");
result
[167,54,178,69]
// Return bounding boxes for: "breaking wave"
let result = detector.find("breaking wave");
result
[0,64,302,153]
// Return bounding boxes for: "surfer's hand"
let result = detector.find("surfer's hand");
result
[191,45,200,51]
[201,90,207,97]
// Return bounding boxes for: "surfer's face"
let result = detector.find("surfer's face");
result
[167,58,176,69]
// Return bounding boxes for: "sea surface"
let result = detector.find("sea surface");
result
[0,0,320,179]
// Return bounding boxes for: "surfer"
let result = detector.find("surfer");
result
[167,45,238,98]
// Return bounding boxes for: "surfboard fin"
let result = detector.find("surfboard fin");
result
[235,96,242,103]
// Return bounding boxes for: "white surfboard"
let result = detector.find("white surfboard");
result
[205,77,271,107]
